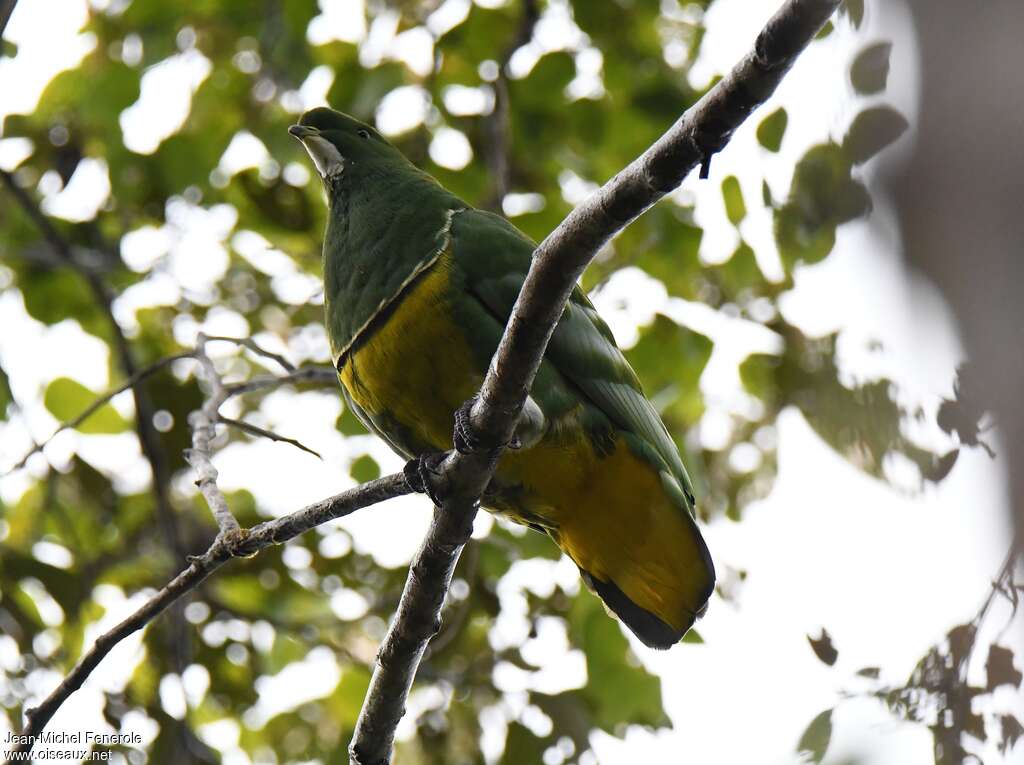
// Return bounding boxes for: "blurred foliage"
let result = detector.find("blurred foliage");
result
[0,1,1012,764]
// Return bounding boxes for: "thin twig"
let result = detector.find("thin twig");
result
[6,472,412,761]
[185,333,240,534]
[203,334,296,372]
[961,544,1021,678]
[3,352,195,475]
[218,414,323,460]
[483,0,540,211]
[349,1,841,762]
[223,365,338,397]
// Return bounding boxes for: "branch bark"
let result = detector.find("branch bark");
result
[348,1,840,763]
[0,0,16,44]
[186,333,243,535]
[5,472,412,762]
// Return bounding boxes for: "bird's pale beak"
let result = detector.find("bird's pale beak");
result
[288,125,320,140]
[289,124,344,181]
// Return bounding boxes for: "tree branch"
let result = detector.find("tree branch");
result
[483,0,540,211]
[185,333,242,535]
[348,1,840,762]
[5,472,412,762]
[0,0,16,44]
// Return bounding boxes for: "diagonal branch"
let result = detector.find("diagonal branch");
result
[5,472,412,762]
[0,0,16,44]
[348,1,841,763]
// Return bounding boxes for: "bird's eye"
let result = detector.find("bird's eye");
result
[357,129,371,140]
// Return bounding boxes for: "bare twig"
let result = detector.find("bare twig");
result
[483,0,540,210]
[223,365,338,396]
[218,414,323,460]
[3,352,195,474]
[203,334,296,372]
[349,1,841,762]
[6,472,412,761]
[961,545,1021,677]
[185,333,241,534]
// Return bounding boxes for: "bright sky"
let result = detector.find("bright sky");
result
[0,1,1020,764]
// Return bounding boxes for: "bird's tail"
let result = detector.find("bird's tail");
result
[554,467,715,649]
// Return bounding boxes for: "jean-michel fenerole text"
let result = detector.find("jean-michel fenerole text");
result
[3,731,142,746]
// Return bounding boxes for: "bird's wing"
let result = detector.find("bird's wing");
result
[450,208,697,514]
[338,382,417,461]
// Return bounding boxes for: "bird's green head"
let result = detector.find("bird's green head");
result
[288,107,408,189]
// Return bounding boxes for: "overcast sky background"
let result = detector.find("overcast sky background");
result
[0,1,1020,764]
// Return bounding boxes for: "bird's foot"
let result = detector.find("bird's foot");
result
[453,398,518,455]
[403,453,447,506]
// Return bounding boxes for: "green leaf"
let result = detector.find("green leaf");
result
[569,593,668,729]
[350,454,380,483]
[326,665,372,728]
[774,143,869,271]
[721,175,746,225]
[843,0,865,28]
[681,629,704,644]
[850,42,892,95]
[44,377,130,434]
[337,404,369,436]
[0,363,11,415]
[756,108,788,152]
[843,106,909,165]
[797,709,833,763]
[626,315,713,428]
[500,722,549,765]
[986,645,1023,691]
[807,628,838,666]
[712,241,763,299]
[739,353,780,403]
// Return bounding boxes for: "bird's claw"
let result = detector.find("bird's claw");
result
[453,399,485,455]
[454,398,519,454]
[403,453,446,506]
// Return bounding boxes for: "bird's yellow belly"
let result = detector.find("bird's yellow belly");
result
[339,255,481,451]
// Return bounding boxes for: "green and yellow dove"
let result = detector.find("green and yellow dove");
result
[290,107,714,649]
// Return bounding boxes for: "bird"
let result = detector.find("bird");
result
[289,107,714,649]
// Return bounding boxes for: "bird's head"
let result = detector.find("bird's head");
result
[288,107,407,188]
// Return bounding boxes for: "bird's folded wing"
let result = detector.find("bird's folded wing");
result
[450,209,697,516]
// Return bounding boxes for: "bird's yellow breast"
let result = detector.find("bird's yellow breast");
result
[339,252,481,450]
